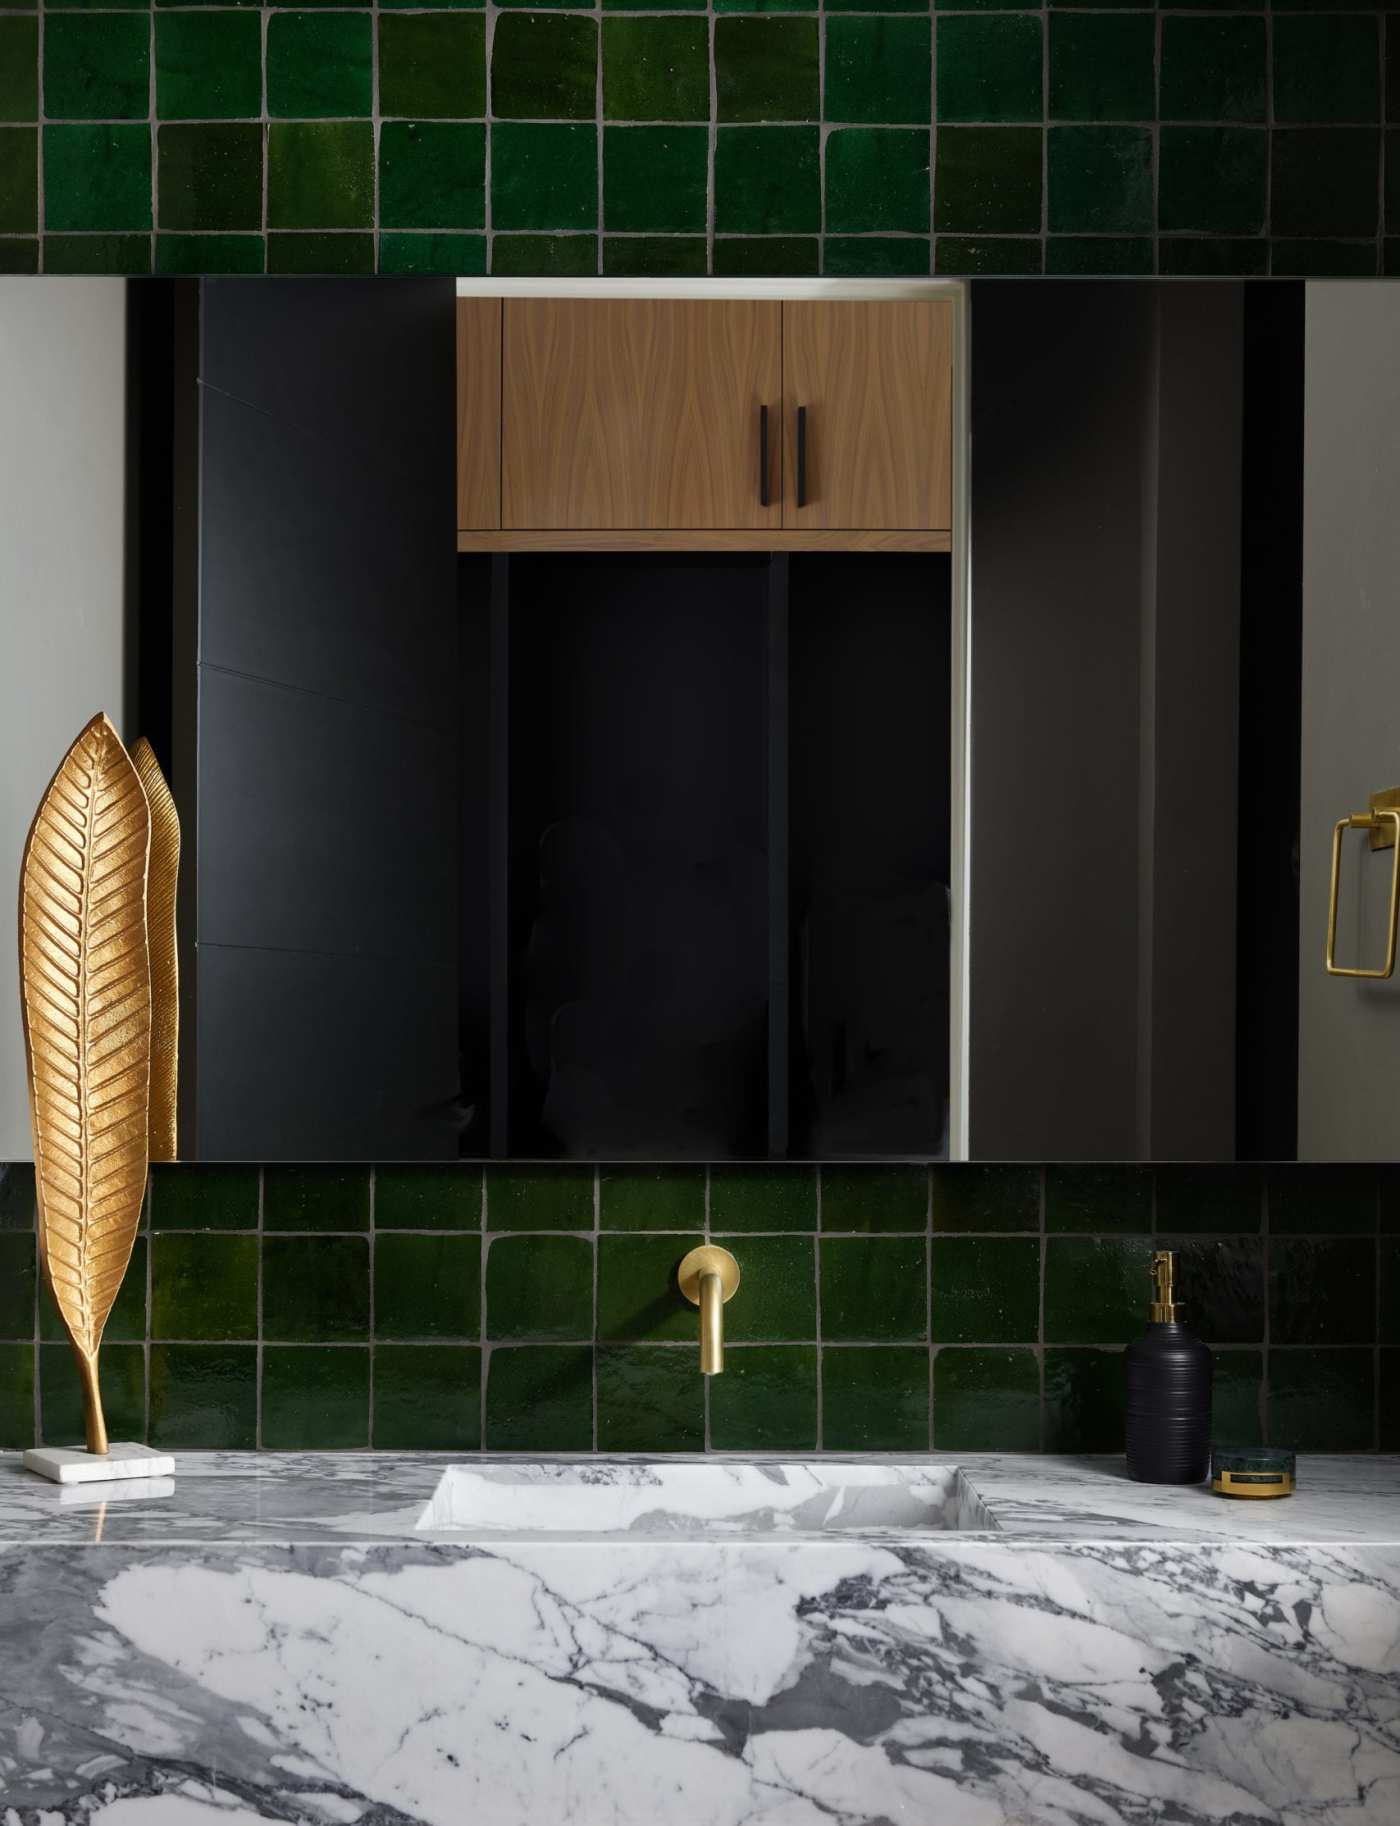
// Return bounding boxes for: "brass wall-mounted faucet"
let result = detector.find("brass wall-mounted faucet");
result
[678,1246,741,1375]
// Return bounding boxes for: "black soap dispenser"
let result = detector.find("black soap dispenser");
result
[1124,1250,1212,1484]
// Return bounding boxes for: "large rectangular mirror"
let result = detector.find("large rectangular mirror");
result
[2,275,1396,1163]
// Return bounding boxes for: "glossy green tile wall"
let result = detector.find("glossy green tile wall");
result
[0,3,1395,277]
[0,1160,1393,1452]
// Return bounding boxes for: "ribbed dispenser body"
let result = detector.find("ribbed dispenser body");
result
[1124,1323,1213,1483]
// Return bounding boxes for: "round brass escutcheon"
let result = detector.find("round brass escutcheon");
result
[677,1245,741,1305]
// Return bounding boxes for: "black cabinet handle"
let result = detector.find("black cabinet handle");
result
[760,404,770,508]
[796,406,808,509]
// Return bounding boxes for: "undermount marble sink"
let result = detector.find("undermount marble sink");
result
[417,1459,999,1537]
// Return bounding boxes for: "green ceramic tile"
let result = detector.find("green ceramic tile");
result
[603,235,708,276]
[491,232,597,273]
[40,1343,145,1447]
[150,1344,257,1448]
[603,18,709,121]
[1268,1348,1373,1451]
[1385,237,1400,278]
[1275,17,1378,126]
[44,13,149,120]
[714,126,820,233]
[606,0,705,12]
[155,233,264,273]
[1380,1349,1400,1450]
[826,129,930,234]
[1160,18,1266,125]
[492,123,597,230]
[0,128,37,234]
[150,1165,258,1230]
[1048,126,1153,233]
[375,1166,481,1230]
[710,1167,816,1233]
[379,14,486,119]
[596,1344,704,1449]
[933,1347,1039,1450]
[262,1346,369,1449]
[1159,237,1267,277]
[1211,1349,1264,1448]
[934,235,1042,274]
[1049,14,1153,123]
[825,17,930,126]
[1270,239,1378,277]
[598,1232,704,1340]
[823,235,931,276]
[0,1233,34,1339]
[373,1344,481,1448]
[487,1167,593,1231]
[1044,1235,1153,1344]
[43,233,148,272]
[712,235,819,275]
[599,1166,704,1231]
[0,20,38,122]
[1383,1237,1400,1316]
[931,1237,1039,1342]
[1272,130,1380,238]
[376,1233,481,1339]
[380,122,485,229]
[269,121,373,229]
[1159,128,1267,234]
[820,1237,926,1341]
[823,1346,928,1450]
[267,13,373,119]
[930,1165,1038,1232]
[831,0,927,12]
[1044,1166,1148,1234]
[263,1235,369,1342]
[152,1234,257,1341]
[485,1344,592,1448]
[486,1234,590,1339]
[156,13,261,121]
[264,1167,370,1232]
[1155,1236,1264,1344]
[494,14,597,121]
[1267,1163,1377,1233]
[40,1236,147,1342]
[0,240,38,274]
[0,1166,35,1232]
[605,127,708,232]
[0,1343,34,1447]
[1269,1237,1374,1346]
[709,1344,818,1449]
[379,231,486,272]
[1043,1347,1123,1452]
[723,1235,815,1341]
[937,16,1041,124]
[45,125,150,232]
[1154,1164,1262,1234]
[935,127,1041,233]
[159,123,261,231]
[716,18,819,123]
[821,1166,926,1232]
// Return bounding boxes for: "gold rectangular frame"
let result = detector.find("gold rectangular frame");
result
[1325,805,1400,979]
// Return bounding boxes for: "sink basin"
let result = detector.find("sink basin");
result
[418,1460,998,1537]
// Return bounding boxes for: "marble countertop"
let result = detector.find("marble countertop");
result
[0,1450,1395,1546]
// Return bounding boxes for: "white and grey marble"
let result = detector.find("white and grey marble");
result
[1,1453,1397,1825]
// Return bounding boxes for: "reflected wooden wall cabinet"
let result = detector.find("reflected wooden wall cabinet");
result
[456,298,954,550]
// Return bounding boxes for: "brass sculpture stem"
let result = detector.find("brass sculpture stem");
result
[699,1273,724,1376]
[77,1352,108,1455]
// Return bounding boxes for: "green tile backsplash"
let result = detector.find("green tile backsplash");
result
[0,2,1395,276]
[0,1159,1391,1453]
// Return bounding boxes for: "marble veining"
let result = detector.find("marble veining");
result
[1,1454,1397,1825]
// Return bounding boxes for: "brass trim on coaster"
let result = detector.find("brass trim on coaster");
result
[1212,1470,1296,1500]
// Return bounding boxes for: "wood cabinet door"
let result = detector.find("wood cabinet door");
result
[502,299,782,530]
[782,301,953,531]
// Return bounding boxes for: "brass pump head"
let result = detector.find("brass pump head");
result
[1150,1249,1182,1323]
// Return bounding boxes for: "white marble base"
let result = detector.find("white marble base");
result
[22,1443,175,1485]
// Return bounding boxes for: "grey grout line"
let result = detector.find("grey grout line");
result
[254,1166,265,1448]
[813,1166,823,1449]
[367,1164,377,1447]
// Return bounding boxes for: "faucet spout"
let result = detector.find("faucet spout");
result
[678,1246,741,1376]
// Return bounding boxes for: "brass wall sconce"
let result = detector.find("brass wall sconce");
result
[1325,788,1400,980]
[678,1245,741,1375]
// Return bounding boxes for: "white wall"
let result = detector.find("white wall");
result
[1298,282,1400,1158]
[0,279,128,1160]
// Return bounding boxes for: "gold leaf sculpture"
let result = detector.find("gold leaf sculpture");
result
[131,737,180,1163]
[18,713,152,1455]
